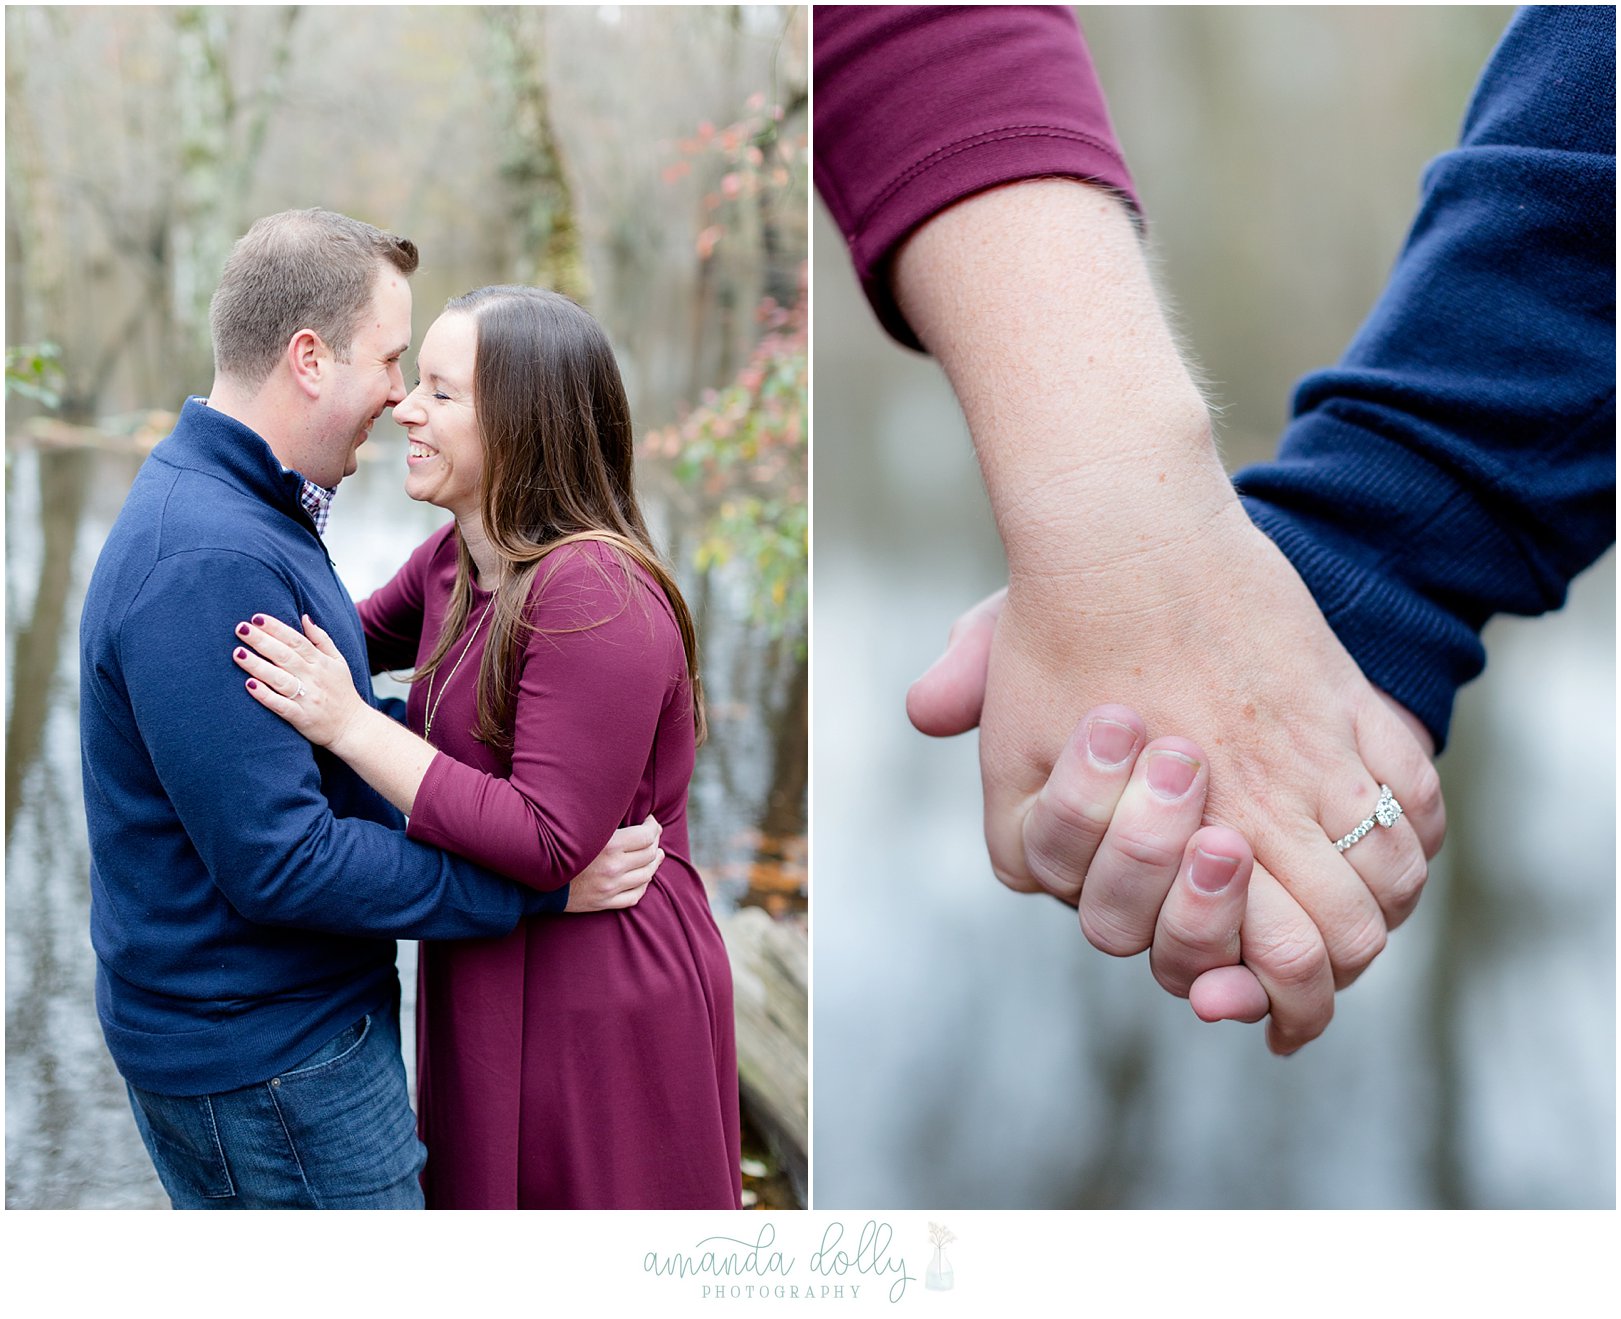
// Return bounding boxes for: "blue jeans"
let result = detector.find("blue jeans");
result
[126,1005,426,1209]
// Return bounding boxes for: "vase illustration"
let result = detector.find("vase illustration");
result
[926,1243,954,1291]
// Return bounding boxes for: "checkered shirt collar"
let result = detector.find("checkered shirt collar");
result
[298,478,335,537]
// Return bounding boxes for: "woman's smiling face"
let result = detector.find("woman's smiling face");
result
[394,310,484,519]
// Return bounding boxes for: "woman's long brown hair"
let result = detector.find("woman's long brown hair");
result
[412,285,705,750]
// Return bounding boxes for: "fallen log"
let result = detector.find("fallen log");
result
[721,906,807,1205]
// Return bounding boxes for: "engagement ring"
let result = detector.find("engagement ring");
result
[1333,785,1403,852]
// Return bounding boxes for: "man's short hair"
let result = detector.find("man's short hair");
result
[209,208,419,389]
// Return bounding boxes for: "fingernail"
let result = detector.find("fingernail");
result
[1146,750,1200,799]
[1086,717,1138,767]
[1190,847,1239,894]
[235,648,246,660]
[237,623,250,636]
[246,679,258,691]
[251,615,265,626]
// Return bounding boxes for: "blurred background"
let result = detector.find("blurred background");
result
[6,4,806,1208]
[813,6,1615,1209]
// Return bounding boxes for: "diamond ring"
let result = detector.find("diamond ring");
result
[1333,785,1403,853]
[292,681,307,700]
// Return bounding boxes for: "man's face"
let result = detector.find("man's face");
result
[316,267,412,487]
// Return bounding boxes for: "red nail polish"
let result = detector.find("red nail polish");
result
[235,648,246,660]
[251,615,265,626]
[246,679,258,690]
[237,623,250,636]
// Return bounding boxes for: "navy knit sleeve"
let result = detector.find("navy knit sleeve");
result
[118,548,557,936]
[1235,5,1615,751]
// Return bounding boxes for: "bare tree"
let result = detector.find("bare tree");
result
[485,6,591,303]
[5,6,301,421]
[171,6,302,378]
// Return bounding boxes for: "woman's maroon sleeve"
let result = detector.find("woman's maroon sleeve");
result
[356,524,451,674]
[404,545,674,891]
[814,4,1140,349]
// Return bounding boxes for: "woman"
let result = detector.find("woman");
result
[231,286,741,1208]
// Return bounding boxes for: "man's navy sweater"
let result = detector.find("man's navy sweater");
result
[80,399,563,1096]
[1238,5,1616,750]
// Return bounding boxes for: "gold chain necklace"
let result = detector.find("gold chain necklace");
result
[423,595,497,747]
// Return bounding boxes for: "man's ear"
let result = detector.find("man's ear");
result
[286,328,327,399]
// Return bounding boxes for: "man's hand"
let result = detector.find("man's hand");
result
[565,815,663,913]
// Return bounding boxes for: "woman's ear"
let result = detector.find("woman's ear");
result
[286,328,328,399]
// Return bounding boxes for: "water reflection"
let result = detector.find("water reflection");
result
[6,447,90,838]
[4,426,804,1208]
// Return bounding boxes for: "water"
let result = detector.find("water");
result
[4,425,803,1208]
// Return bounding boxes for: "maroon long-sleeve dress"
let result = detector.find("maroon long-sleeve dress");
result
[359,525,741,1209]
[814,4,1140,350]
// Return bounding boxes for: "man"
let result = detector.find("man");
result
[80,208,658,1209]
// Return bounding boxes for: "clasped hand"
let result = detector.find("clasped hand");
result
[885,178,1448,1054]
[910,512,1447,1055]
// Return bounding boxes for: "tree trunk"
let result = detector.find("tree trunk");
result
[171,6,301,383]
[758,642,807,839]
[4,11,70,363]
[488,7,591,305]
[171,7,233,380]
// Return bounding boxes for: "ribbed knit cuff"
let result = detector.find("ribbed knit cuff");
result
[1239,497,1483,753]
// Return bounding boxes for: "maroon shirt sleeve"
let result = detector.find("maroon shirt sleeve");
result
[814,4,1140,349]
[404,543,675,892]
[356,523,452,673]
